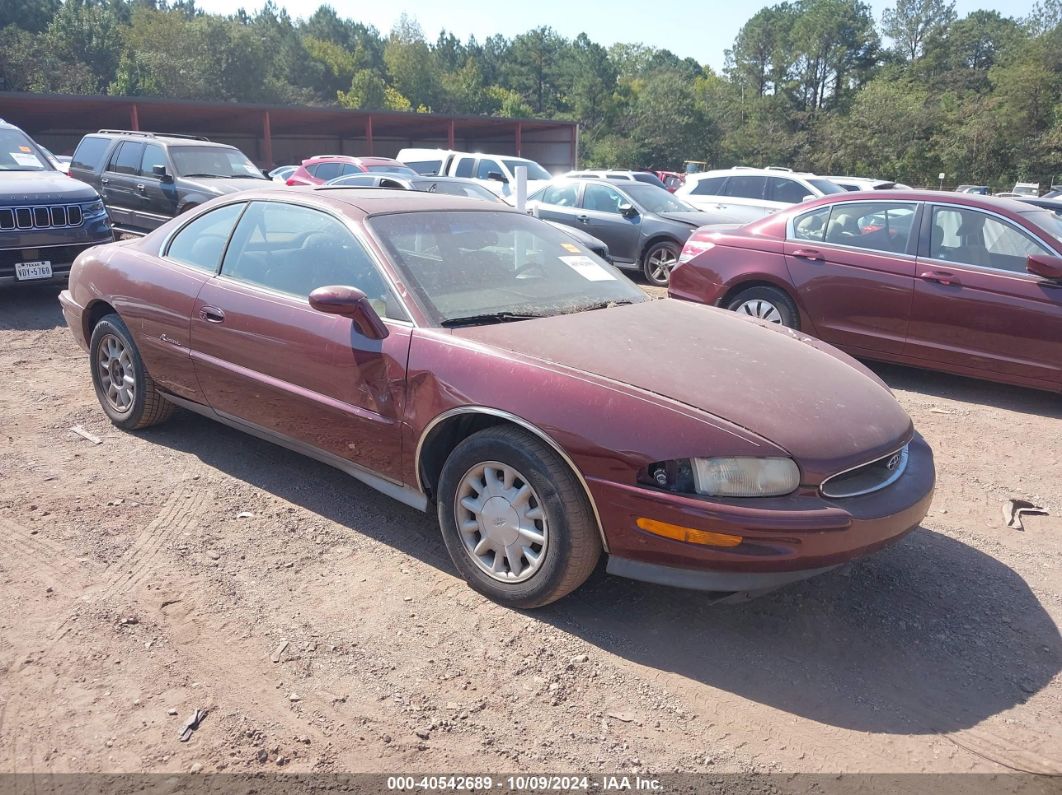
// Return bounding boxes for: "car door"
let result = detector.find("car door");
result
[579,182,642,264]
[531,182,583,228]
[188,199,413,481]
[906,203,1062,386]
[134,142,178,230]
[783,200,920,355]
[713,175,770,223]
[100,141,143,229]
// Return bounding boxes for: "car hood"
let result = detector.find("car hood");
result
[0,171,100,205]
[456,299,913,482]
[546,220,606,251]
[179,176,268,195]
[657,209,740,226]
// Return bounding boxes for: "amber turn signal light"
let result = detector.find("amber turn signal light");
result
[636,517,743,548]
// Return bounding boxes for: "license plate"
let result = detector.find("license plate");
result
[15,260,53,280]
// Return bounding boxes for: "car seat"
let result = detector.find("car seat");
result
[825,212,858,243]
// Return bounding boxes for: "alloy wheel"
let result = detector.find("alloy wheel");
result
[96,333,136,412]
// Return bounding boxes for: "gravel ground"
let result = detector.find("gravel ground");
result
[0,282,1059,776]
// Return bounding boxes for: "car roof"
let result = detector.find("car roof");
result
[89,131,230,148]
[305,186,521,216]
[801,189,1043,215]
[688,167,820,180]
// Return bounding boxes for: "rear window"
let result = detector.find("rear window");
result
[808,178,846,195]
[454,157,475,178]
[405,159,444,175]
[71,136,110,171]
[311,162,342,181]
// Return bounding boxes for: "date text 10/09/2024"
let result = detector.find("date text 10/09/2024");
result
[387,776,664,791]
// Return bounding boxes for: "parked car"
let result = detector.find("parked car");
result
[324,174,613,263]
[1013,182,1040,197]
[670,191,1062,392]
[397,148,554,203]
[0,119,113,286]
[285,155,415,186]
[674,166,846,223]
[39,146,71,174]
[1017,195,1062,217]
[528,178,738,285]
[68,130,268,235]
[268,165,296,183]
[827,176,910,191]
[563,170,669,190]
[59,187,935,607]
[955,185,990,195]
[654,171,686,192]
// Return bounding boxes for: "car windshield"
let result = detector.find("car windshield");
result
[411,180,505,203]
[369,210,648,325]
[808,178,847,195]
[622,184,698,213]
[170,146,265,179]
[365,164,418,175]
[0,129,51,172]
[1022,210,1062,245]
[502,159,551,181]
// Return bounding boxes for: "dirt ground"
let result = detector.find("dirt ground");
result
[0,282,1059,777]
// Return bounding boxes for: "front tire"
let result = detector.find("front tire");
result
[89,314,174,430]
[726,286,800,329]
[641,241,679,286]
[437,426,601,608]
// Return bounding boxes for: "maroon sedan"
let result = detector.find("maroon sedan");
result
[670,191,1062,392]
[59,188,934,607]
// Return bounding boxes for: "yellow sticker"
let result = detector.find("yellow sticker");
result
[561,242,580,253]
[18,146,31,153]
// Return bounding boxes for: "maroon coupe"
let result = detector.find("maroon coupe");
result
[60,188,934,607]
[670,190,1062,392]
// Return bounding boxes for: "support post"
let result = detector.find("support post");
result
[515,121,523,157]
[261,111,273,169]
[130,104,140,131]
[365,115,374,156]
[448,119,455,150]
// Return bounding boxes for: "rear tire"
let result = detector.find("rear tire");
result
[89,314,174,430]
[726,286,799,329]
[641,241,679,286]
[437,426,601,608]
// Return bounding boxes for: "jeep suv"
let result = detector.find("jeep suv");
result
[674,166,845,224]
[69,130,267,235]
[0,119,113,286]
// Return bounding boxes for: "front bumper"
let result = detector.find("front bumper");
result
[594,434,934,591]
[0,228,113,287]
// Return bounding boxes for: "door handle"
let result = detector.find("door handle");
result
[791,248,823,261]
[576,215,590,224]
[101,177,110,185]
[136,183,145,191]
[919,270,960,286]
[199,306,225,323]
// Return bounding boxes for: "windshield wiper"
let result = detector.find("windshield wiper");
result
[578,299,639,312]
[441,311,545,328]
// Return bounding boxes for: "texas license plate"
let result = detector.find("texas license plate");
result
[15,260,52,280]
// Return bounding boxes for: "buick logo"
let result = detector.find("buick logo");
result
[885,454,901,472]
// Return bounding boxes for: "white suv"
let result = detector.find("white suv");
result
[396,147,553,203]
[674,166,845,223]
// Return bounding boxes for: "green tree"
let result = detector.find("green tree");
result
[0,0,61,32]
[506,26,566,115]
[881,0,957,60]
[383,14,437,109]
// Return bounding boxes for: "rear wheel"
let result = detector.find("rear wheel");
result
[89,314,174,430]
[641,241,679,286]
[436,426,601,608]
[726,286,799,329]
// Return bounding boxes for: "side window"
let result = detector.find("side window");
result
[165,203,246,272]
[139,144,167,177]
[824,202,917,253]
[305,164,319,177]
[792,206,831,242]
[71,136,109,171]
[339,163,361,177]
[724,175,766,199]
[221,202,407,320]
[930,207,1048,272]
[690,176,726,196]
[476,158,503,180]
[339,175,379,187]
[582,183,624,214]
[108,142,144,175]
[541,183,579,207]
[313,162,342,181]
[454,157,475,178]
[768,177,810,204]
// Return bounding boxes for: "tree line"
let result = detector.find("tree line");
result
[1,0,1060,189]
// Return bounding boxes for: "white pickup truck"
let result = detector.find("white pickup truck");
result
[396,148,552,203]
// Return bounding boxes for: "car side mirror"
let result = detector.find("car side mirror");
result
[153,165,173,183]
[801,195,816,202]
[619,202,638,218]
[308,285,389,340]
[1027,253,1062,281]
[486,171,508,183]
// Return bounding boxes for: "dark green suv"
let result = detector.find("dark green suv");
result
[69,130,267,236]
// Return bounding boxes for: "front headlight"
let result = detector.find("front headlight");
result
[692,457,800,497]
[82,200,106,217]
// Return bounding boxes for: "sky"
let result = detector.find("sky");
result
[192,0,1041,71]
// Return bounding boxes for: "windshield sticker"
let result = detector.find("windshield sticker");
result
[11,152,42,167]
[559,255,615,281]
[560,242,580,253]
[18,146,32,153]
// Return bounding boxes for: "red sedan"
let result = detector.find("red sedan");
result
[59,188,934,607]
[285,154,416,186]
[670,191,1062,392]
